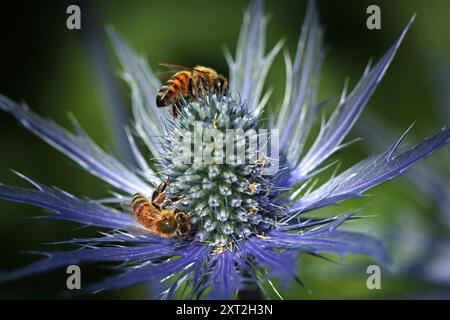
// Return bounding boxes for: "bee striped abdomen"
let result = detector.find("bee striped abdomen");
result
[156,71,190,108]
[131,193,152,218]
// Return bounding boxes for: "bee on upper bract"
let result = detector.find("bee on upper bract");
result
[124,178,190,238]
[156,64,228,118]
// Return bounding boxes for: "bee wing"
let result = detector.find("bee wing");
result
[155,70,180,81]
[120,200,133,214]
[156,63,195,82]
[125,222,155,236]
[158,63,193,72]
[158,63,210,75]
[125,212,163,237]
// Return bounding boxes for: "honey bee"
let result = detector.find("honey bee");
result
[126,179,190,238]
[156,63,228,118]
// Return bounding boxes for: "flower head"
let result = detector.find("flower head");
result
[160,94,283,246]
[0,0,449,299]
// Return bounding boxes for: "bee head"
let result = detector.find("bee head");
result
[175,212,190,236]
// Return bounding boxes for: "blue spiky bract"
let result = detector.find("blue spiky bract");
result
[0,0,449,299]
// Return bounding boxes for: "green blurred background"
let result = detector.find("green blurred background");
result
[0,0,449,299]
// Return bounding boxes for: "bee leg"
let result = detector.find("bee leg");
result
[172,102,181,118]
[159,177,169,193]
[188,78,195,96]
[217,75,228,95]
[153,194,167,209]
[161,195,186,209]
[196,76,207,96]
[151,178,169,208]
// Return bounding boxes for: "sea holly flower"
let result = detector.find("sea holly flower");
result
[0,0,449,299]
